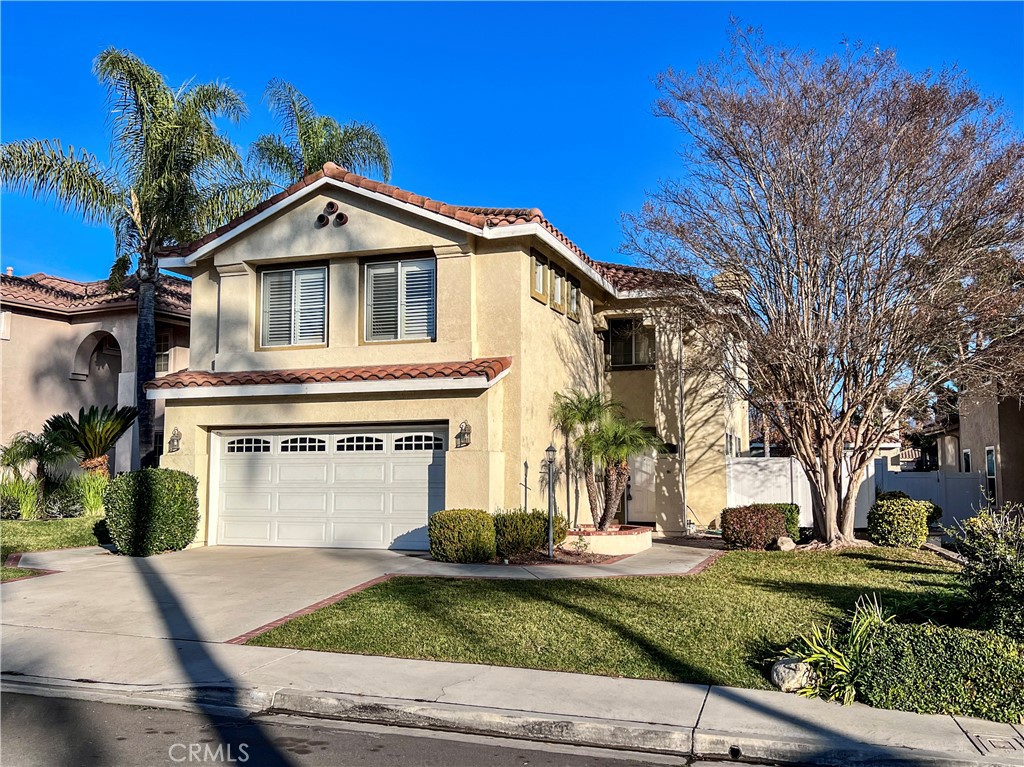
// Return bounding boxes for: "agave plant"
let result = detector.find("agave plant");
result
[44,405,138,476]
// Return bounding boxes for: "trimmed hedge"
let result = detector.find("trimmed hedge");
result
[494,509,567,558]
[747,503,800,541]
[721,505,788,550]
[859,623,1024,723]
[428,509,496,563]
[103,468,199,556]
[867,495,929,548]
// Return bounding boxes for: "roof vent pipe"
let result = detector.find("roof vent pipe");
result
[334,213,349,227]
[5,267,12,276]
[315,213,330,227]
[324,201,339,215]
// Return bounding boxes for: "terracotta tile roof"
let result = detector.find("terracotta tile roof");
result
[1,272,190,317]
[145,357,512,391]
[158,162,614,280]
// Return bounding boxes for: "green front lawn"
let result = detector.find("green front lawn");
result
[248,548,963,689]
[1,517,103,581]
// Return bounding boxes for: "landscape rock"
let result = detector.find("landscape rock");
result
[775,536,797,551]
[771,658,816,693]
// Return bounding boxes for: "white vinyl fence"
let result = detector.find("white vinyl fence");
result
[726,455,987,529]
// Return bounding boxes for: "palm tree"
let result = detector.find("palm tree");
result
[0,49,270,466]
[250,79,391,185]
[550,391,616,527]
[0,431,80,519]
[578,414,663,530]
[44,405,139,477]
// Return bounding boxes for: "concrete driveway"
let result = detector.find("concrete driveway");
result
[2,546,427,644]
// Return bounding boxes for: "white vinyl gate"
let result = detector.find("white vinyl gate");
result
[213,427,446,549]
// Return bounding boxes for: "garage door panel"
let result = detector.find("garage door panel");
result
[278,493,328,513]
[333,493,386,513]
[276,521,328,543]
[216,427,445,550]
[222,492,273,512]
[330,523,386,545]
[278,463,329,483]
[333,463,387,483]
[223,462,273,484]
[221,520,272,543]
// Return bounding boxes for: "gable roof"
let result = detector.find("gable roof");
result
[0,272,190,318]
[157,162,662,296]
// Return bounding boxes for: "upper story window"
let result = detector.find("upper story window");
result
[567,278,581,322]
[550,266,566,314]
[365,258,436,342]
[962,449,972,473]
[608,318,655,368]
[261,266,327,348]
[530,252,548,304]
[155,332,171,373]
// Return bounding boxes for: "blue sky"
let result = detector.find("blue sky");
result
[2,1,1022,281]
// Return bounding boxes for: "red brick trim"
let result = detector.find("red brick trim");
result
[680,549,727,576]
[1,568,61,583]
[5,553,23,568]
[226,574,396,644]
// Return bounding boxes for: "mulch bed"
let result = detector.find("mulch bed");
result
[494,548,622,565]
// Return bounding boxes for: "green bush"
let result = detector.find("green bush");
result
[428,509,496,563]
[44,481,84,518]
[876,490,942,528]
[867,495,929,548]
[748,503,800,541]
[103,468,199,556]
[721,505,787,550]
[494,509,568,558]
[0,475,38,520]
[949,507,1024,640]
[859,622,1024,723]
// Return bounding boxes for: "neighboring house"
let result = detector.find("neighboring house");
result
[934,386,1023,508]
[149,163,746,550]
[0,269,190,471]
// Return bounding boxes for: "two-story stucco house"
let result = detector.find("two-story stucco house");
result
[1,270,190,472]
[149,163,746,550]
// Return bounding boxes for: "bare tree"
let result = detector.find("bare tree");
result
[624,27,1024,545]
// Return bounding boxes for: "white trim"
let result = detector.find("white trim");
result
[147,366,510,401]
[160,176,621,296]
[207,431,222,546]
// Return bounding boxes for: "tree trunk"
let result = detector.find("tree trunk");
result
[81,456,109,477]
[564,437,572,525]
[583,465,602,527]
[135,257,158,469]
[599,462,630,530]
[573,473,580,529]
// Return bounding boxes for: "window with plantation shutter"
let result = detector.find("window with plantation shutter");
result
[365,258,435,342]
[261,267,327,347]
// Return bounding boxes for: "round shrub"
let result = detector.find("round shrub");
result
[951,508,1024,640]
[867,495,929,548]
[428,509,496,563]
[859,623,1024,723]
[494,509,568,558]
[721,505,788,550]
[748,503,800,541]
[103,468,199,556]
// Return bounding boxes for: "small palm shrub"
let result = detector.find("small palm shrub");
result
[428,509,496,563]
[867,495,929,548]
[783,595,892,705]
[748,503,800,541]
[103,468,199,556]
[721,505,787,550]
[494,509,568,558]
[859,623,1024,723]
[949,506,1024,640]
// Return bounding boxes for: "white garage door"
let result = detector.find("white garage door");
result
[214,427,446,549]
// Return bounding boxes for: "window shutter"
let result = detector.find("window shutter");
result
[294,267,327,344]
[401,259,435,340]
[367,263,399,341]
[262,270,294,346]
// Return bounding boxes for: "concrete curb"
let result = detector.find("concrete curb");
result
[4,675,1019,766]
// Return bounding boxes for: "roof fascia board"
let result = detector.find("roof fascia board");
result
[147,366,510,401]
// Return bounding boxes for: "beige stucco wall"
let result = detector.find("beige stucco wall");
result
[960,387,1001,503]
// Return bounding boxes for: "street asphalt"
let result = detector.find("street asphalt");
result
[0,692,694,767]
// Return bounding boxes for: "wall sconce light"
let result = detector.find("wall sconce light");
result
[167,427,182,453]
[455,421,472,448]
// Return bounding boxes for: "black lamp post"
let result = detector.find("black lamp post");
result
[545,444,556,559]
